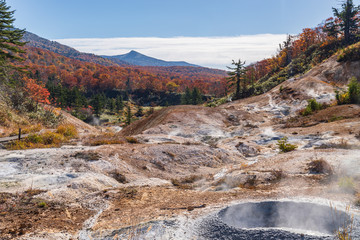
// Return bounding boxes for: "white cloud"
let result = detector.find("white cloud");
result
[55,34,287,70]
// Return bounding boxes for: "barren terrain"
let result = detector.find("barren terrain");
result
[1,56,360,239]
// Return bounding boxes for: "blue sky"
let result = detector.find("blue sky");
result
[7,0,357,38]
[7,0,360,69]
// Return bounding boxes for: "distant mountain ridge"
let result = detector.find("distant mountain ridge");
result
[102,50,200,67]
[22,32,129,66]
[23,32,201,68]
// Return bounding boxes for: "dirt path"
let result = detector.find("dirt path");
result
[0,134,29,143]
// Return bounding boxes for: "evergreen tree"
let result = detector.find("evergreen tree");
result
[56,84,66,107]
[181,87,192,105]
[0,1,25,63]
[191,87,202,105]
[125,104,132,125]
[333,0,360,44]
[109,98,116,112]
[280,35,293,66]
[227,59,247,100]
[125,77,132,93]
[91,94,103,116]
[116,95,124,111]
[0,0,25,84]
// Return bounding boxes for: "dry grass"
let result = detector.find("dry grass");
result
[6,125,78,150]
[0,189,92,239]
[171,175,203,190]
[332,204,354,240]
[9,124,42,136]
[306,158,333,175]
[84,132,125,146]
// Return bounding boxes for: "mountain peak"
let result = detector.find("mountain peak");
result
[102,51,200,67]
[129,50,139,54]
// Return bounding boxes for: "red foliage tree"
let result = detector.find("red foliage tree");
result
[23,77,50,105]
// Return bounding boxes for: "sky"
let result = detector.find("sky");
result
[7,0,360,69]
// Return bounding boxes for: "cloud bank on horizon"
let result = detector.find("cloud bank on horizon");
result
[56,34,287,70]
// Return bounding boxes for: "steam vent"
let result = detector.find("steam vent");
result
[198,201,360,240]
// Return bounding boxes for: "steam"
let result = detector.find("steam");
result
[262,127,278,138]
[111,126,123,132]
[89,116,100,126]
[219,201,350,236]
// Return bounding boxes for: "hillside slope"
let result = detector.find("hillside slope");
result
[22,32,128,66]
[121,52,360,141]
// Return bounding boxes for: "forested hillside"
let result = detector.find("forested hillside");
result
[16,45,227,104]
[22,32,128,66]
[226,1,360,100]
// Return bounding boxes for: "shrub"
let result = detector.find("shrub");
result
[205,97,229,107]
[6,140,27,150]
[306,158,333,175]
[21,124,42,134]
[56,124,78,138]
[279,85,284,93]
[336,77,360,105]
[37,201,47,208]
[277,137,297,153]
[25,134,43,144]
[329,115,344,122]
[301,99,322,116]
[125,136,139,144]
[41,131,65,145]
[0,109,9,126]
[348,77,360,104]
[337,43,360,62]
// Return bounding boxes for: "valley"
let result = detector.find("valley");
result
[1,53,360,239]
[1,0,360,239]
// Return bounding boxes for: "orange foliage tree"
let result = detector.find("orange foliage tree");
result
[23,77,50,106]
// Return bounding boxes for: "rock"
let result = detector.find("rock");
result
[224,173,257,188]
[236,142,259,157]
